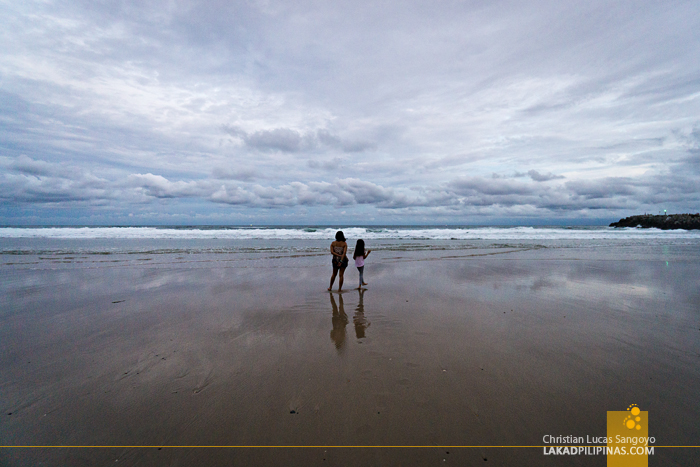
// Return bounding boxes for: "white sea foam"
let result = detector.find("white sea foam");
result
[1,226,699,240]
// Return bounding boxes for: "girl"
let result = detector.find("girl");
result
[353,239,371,289]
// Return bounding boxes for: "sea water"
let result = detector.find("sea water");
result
[1,225,699,269]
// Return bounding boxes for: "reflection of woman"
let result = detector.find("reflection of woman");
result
[329,293,347,351]
[328,231,348,291]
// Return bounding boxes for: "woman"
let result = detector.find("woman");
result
[328,230,348,291]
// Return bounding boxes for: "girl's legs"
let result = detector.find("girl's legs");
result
[357,266,364,288]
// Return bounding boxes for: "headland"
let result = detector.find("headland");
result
[610,213,700,229]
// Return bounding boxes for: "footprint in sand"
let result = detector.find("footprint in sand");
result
[190,350,214,394]
[192,367,213,394]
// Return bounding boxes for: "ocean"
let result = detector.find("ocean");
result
[3,225,700,242]
[2,225,699,269]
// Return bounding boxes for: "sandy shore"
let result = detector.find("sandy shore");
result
[1,244,699,465]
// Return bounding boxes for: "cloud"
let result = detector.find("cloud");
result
[2,154,698,219]
[210,185,256,205]
[222,125,376,154]
[210,178,410,208]
[316,130,376,152]
[527,170,565,182]
[449,177,537,196]
[497,170,565,181]
[9,155,56,177]
[211,166,259,181]
[1,156,111,204]
[564,178,638,200]
[125,173,204,199]
[307,156,345,171]
[335,178,393,204]
[243,128,308,152]
[676,126,700,173]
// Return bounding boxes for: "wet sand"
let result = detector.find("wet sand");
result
[1,244,699,466]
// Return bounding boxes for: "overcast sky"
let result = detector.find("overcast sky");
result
[1,0,699,225]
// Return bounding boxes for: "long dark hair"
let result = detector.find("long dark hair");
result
[353,239,365,258]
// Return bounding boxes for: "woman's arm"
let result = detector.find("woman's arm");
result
[342,243,348,257]
[330,242,340,257]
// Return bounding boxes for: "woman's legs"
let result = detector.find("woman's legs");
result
[328,267,338,291]
[338,267,345,291]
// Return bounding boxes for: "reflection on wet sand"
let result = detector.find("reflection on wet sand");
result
[3,244,700,466]
[330,290,371,349]
[353,288,370,339]
[329,293,348,351]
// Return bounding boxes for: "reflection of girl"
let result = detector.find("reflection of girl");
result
[328,231,348,291]
[353,239,371,289]
[353,288,369,339]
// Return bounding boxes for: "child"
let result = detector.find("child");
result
[353,239,371,289]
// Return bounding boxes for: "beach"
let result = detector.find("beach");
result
[1,228,699,466]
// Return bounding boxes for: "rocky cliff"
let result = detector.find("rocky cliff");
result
[609,213,700,230]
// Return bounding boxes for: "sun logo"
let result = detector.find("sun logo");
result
[623,404,642,430]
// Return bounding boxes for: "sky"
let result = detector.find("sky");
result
[1,0,699,225]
